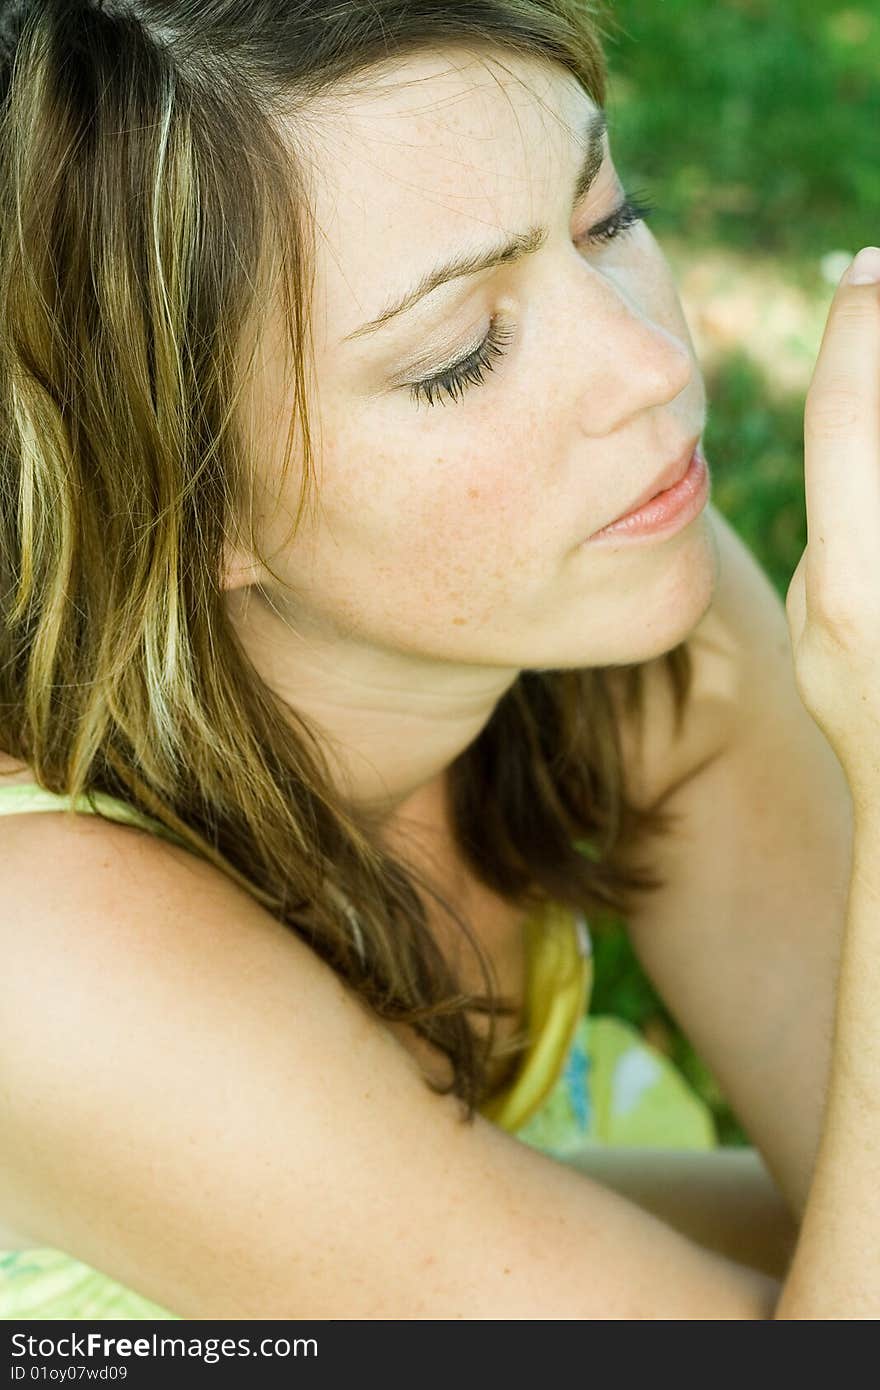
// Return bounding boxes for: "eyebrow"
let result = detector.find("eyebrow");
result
[342,107,608,343]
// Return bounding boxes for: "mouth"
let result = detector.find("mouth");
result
[601,435,703,530]
[581,436,711,546]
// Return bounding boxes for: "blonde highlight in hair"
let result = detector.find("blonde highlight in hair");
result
[0,0,693,1119]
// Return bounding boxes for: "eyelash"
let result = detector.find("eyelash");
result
[408,188,657,409]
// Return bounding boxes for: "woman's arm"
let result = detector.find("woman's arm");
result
[560,1146,798,1280]
[775,809,880,1316]
[0,809,781,1319]
[606,505,852,1221]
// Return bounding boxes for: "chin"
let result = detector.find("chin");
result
[535,514,720,671]
[627,517,720,662]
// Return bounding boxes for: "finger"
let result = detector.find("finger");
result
[803,247,880,612]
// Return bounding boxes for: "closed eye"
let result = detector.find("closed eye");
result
[406,188,657,409]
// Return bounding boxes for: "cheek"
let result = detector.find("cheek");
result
[403,436,540,568]
[309,448,532,637]
[325,414,537,561]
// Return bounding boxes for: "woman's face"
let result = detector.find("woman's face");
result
[243,45,717,678]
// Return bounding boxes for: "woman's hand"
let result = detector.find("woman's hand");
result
[785,246,880,815]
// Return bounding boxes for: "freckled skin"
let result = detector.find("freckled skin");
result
[222,45,718,821]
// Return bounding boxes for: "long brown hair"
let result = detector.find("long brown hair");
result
[0,0,693,1118]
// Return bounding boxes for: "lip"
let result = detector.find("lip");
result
[606,437,703,529]
[581,441,710,545]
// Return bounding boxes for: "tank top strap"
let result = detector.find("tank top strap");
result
[0,781,188,848]
[479,899,593,1133]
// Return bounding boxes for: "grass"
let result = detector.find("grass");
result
[588,0,879,1144]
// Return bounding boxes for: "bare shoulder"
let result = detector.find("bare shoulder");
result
[605,505,788,810]
[0,791,362,1054]
[0,784,265,970]
[0,778,778,1319]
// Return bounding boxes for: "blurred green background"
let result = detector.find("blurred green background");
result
[590,0,880,1144]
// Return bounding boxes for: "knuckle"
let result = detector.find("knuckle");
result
[791,654,823,710]
[816,606,862,652]
[792,631,843,715]
[784,571,800,612]
[784,555,805,612]
[784,586,800,627]
[812,574,852,621]
[810,586,875,650]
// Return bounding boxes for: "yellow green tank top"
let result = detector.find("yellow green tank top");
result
[0,781,715,1320]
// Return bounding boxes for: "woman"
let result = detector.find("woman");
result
[0,0,873,1319]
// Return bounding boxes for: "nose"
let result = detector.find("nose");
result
[572,276,694,436]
